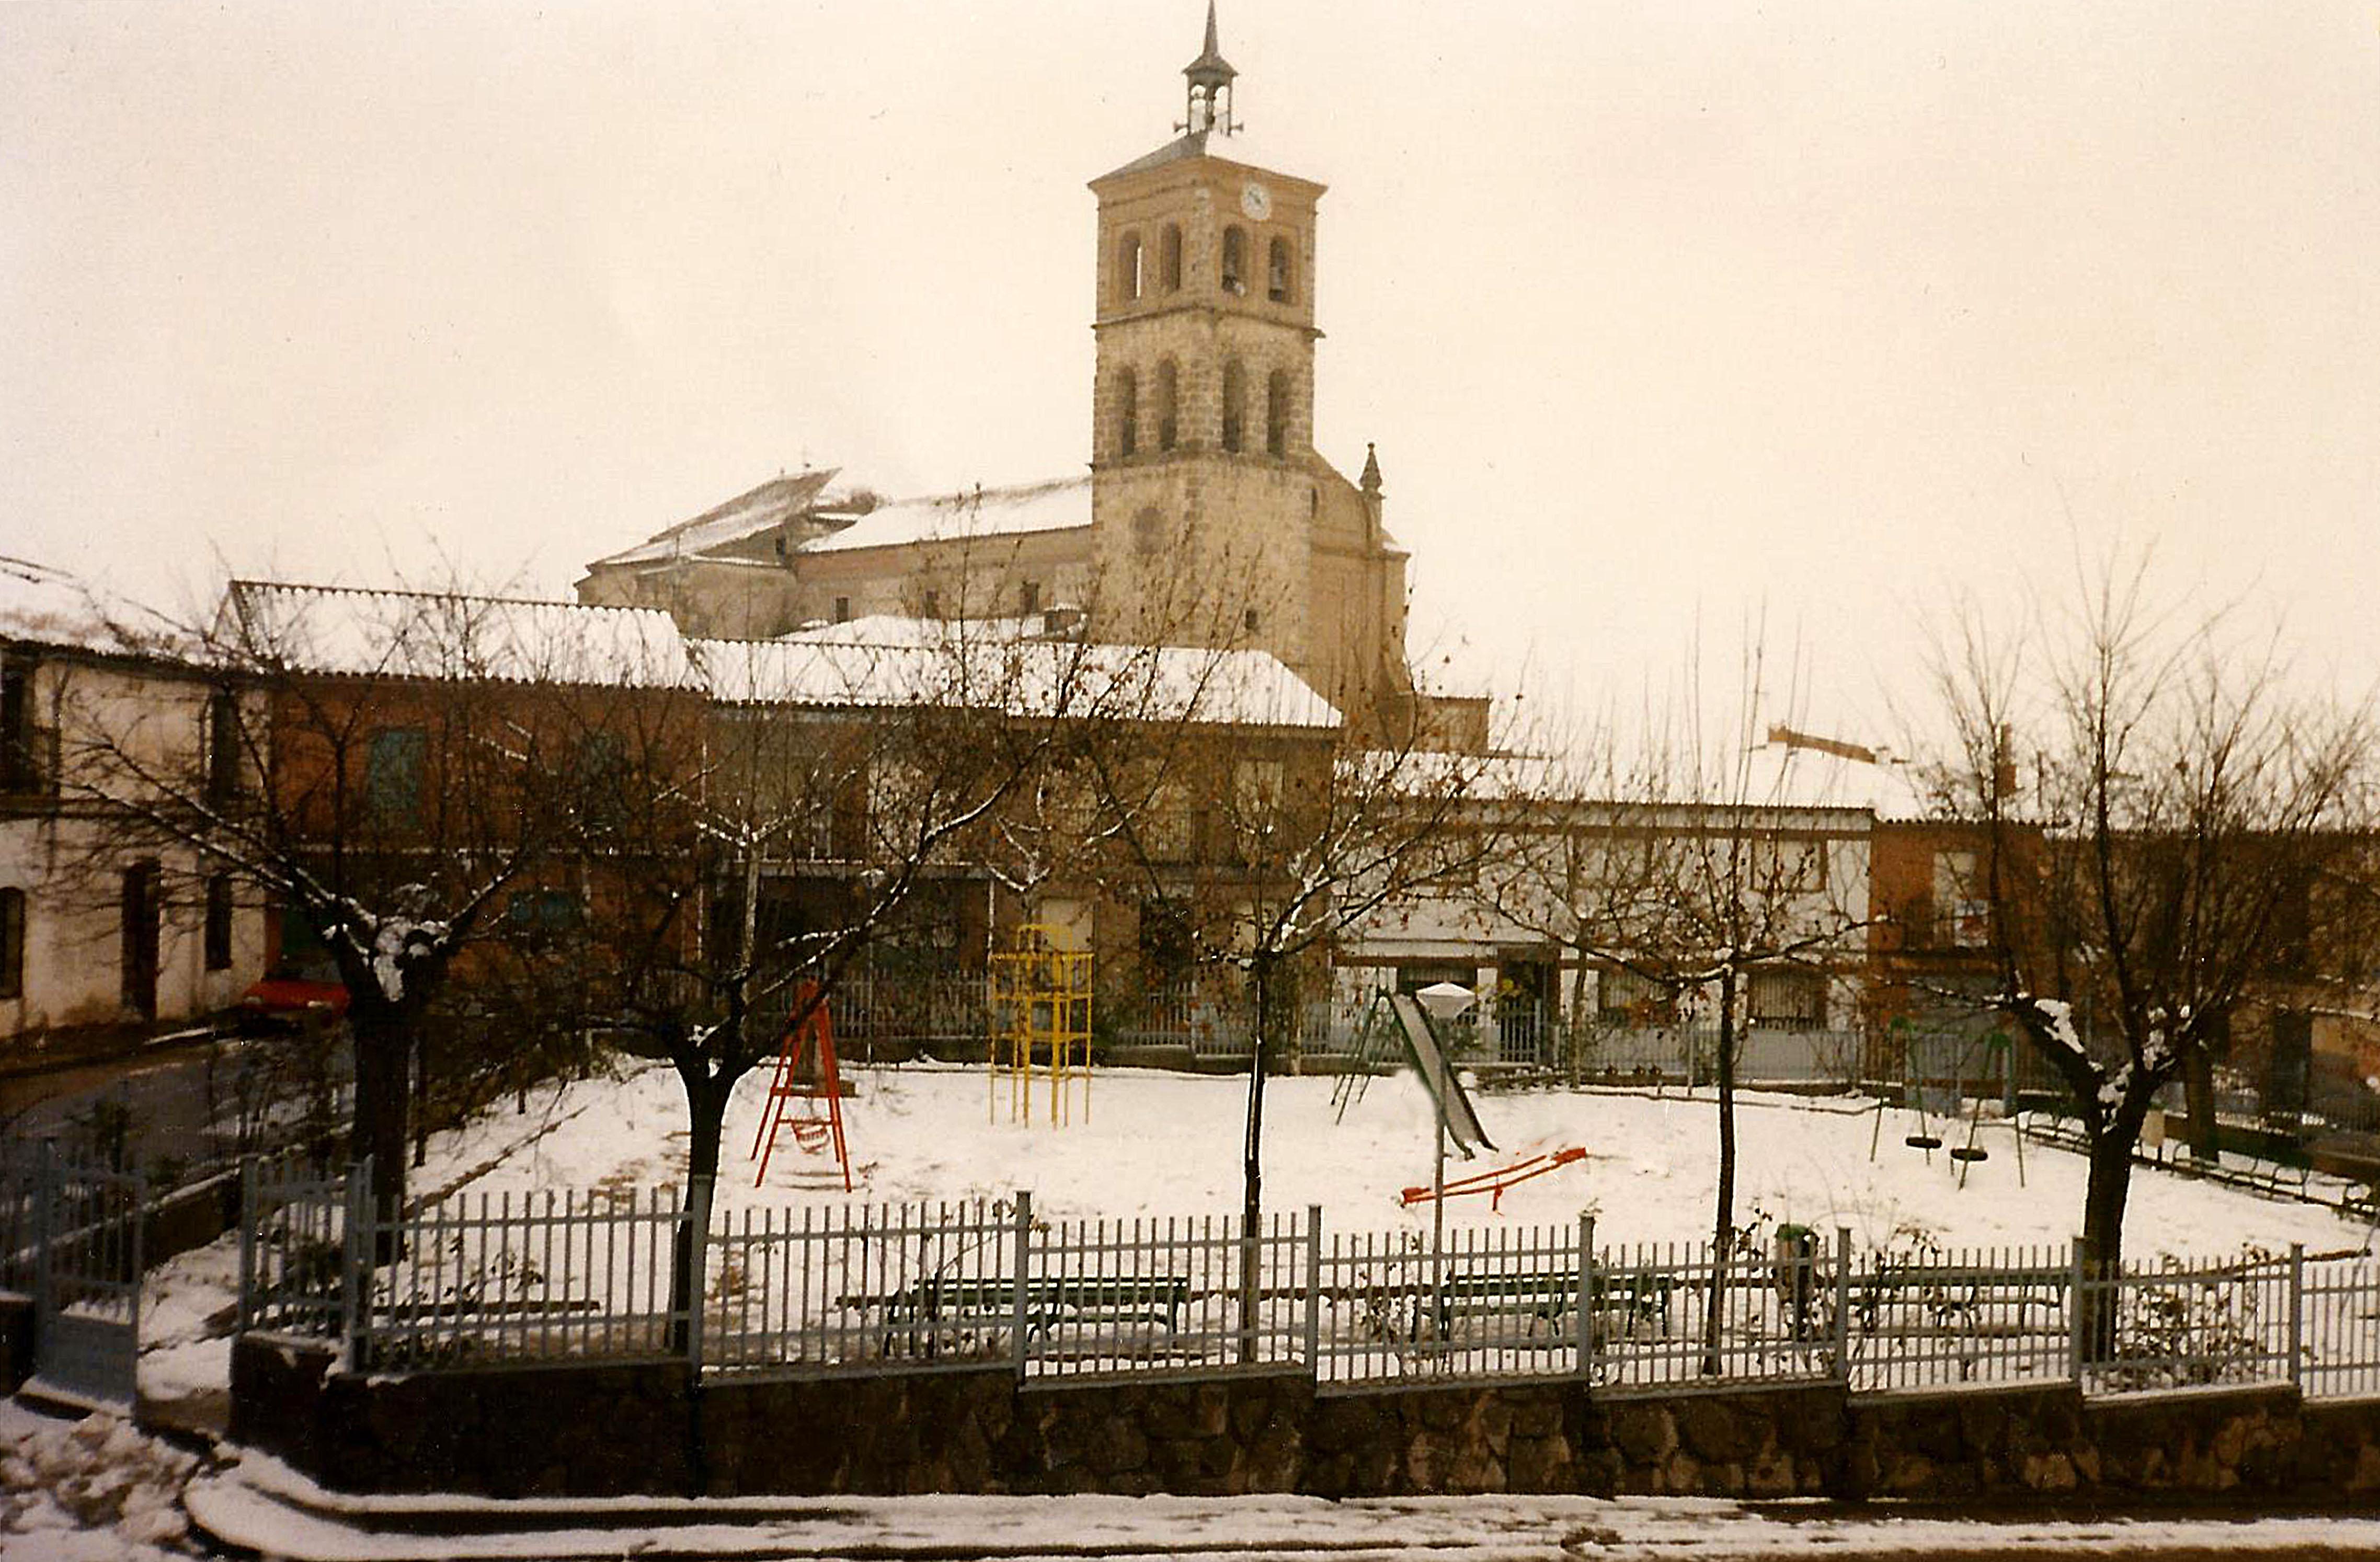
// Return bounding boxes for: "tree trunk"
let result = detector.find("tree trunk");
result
[349,1003,413,1254]
[670,1070,731,1356]
[1239,954,1273,1365]
[2076,1129,2135,1367]
[1703,967,1738,1375]
[2075,1084,2155,1367]
[1565,952,1588,1088]
[2180,1044,2221,1166]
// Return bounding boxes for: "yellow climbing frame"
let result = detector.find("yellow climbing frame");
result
[988,923,1093,1127]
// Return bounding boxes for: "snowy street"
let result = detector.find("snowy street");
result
[13,1396,2380,1562]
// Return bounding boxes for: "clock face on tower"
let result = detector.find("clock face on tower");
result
[1239,181,1272,221]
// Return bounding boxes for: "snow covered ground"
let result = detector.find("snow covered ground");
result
[38,1060,2374,1558]
[416,1060,2376,1260]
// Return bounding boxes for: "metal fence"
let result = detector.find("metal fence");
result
[825,972,991,1057]
[2301,1256,2380,1399]
[2080,1249,2297,1395]
[360,1184,691,1369]
[237,1153,357,1340]
[1844,1242,2072,1392]
[3,1142,148,1405]
[235,1167,2380,1403]
[705,1198,1017,1376]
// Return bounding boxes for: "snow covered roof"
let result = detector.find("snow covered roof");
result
[226,582,701,690]
[804,477,1090,556]
[691,632,1340,730]
[588,470,844,569]
[0,555,188,660]
[775,612,1098,648]
[1732,741,1933,821]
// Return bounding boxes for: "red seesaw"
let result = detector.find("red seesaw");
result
[1401,1146,1586,1212]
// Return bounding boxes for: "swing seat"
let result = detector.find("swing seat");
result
[1950,1146,1989,1163]
[1905,1134,1943,1150]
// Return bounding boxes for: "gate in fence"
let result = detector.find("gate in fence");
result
[9,1144,146,1407]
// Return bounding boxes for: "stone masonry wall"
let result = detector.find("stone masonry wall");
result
[230,1335,2380,1507]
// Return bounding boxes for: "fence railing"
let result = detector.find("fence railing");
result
[706,1198,1017,1377]
[235,1167,2380,1403]
[237,1153,356,1340]
[361,1184,692,1369]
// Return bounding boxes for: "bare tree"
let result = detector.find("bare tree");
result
[60,579,692,1223]
[575,618,1187,1336]
[1078,655,1519,1355]
[1926,560,2371,1297]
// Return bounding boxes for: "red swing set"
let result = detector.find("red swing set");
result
[749,982,853,1191]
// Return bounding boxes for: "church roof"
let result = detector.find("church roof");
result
[805,476,1091,555]
[588,469,844,570]
[1092,128,1318,188]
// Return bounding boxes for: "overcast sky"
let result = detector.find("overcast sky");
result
[4,2,2374,741]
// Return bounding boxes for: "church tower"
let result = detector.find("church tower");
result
[1086,6,1410,716]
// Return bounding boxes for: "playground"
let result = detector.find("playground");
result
[415,1055,2367,1260]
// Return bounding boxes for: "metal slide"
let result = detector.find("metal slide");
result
[1387,993,1494,1157]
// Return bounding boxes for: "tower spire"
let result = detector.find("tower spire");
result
[1182,2,1238,135]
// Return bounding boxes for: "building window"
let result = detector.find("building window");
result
[205,688,239,806]
[1243,607,1261,634]
[1133,506,1165,557]
[1747,967,1824,1030]
[0,887,23,1000]
[833,596,851,624]
[1141,781,1196,863]
[1598,967,1677,1026]
[1154,359,1178,451]
[1221,225,1248,294]
[1933,849,1987,947]
[204,874,234,972]
[1,653,35,792]
[922,589,941,617]
[1117,231,1143,302]
[1267,235,1295,303]
[1159,223,1183,291]
[1020,579,1042,615]
[1220,359,1246,453]
[504,889,584,946]
[1115,366,1138,457]
[120,860,159,1018]
[1265,369,1290,456]
[365,727,427,826]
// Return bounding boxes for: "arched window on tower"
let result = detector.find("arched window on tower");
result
[1220,360,1246,454]
[1155,359,1179,451]
[1117,233,1143,303]
[1265,370,1290,457]
[1160,224,1183,292]
[1115,366,1139,458]
[1221,226,1248,295]
[1268,237,1295,304]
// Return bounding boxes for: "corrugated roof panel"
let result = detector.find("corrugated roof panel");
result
[690,633,1339,730]
[228,581,701,689]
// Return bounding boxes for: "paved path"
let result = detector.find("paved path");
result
[183,1458,2380,1562]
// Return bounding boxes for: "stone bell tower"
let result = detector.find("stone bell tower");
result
[1084,5,1414,727]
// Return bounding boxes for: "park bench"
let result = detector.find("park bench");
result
[845,1272,1193,1343]
[1855,1260,2069,1336]
[1359,1266,1676,1341]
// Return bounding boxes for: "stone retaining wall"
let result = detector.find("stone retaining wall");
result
[230,1336,2380,1506]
